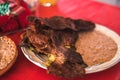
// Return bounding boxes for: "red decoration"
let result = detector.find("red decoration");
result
[0,0,31,33]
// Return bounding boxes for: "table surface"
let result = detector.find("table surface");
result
[1,0,120,80]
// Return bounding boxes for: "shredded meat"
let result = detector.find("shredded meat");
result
[21,16,95,78]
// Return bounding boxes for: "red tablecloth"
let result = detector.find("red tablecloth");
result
[1,0,120,80]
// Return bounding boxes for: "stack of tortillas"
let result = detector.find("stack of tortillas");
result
[0,36,18,76]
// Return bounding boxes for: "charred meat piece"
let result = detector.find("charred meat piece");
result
[51,29,78,47]
[40,16,68,30]
[41,16,95,31]
[25,26,53,54]
[48,47,87,78]
[21,16,95,78]
[28,32,52,54]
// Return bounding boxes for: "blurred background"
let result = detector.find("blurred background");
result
[24,0,120,9]
[23,0,120,17]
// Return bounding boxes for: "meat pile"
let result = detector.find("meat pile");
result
[21,16,95,78]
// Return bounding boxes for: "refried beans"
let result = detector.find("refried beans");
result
[75,30,117,66]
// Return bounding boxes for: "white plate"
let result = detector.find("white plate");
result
[21,24,120,74]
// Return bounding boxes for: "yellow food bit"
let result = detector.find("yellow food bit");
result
[65,45,71,49]
[49,54,55,62]
[45,54,55,67]
[30,47,34,51]
[45,62,51,67]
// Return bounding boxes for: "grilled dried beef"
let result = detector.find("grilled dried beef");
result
[21,16,95,78]
[40,16,95,31]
